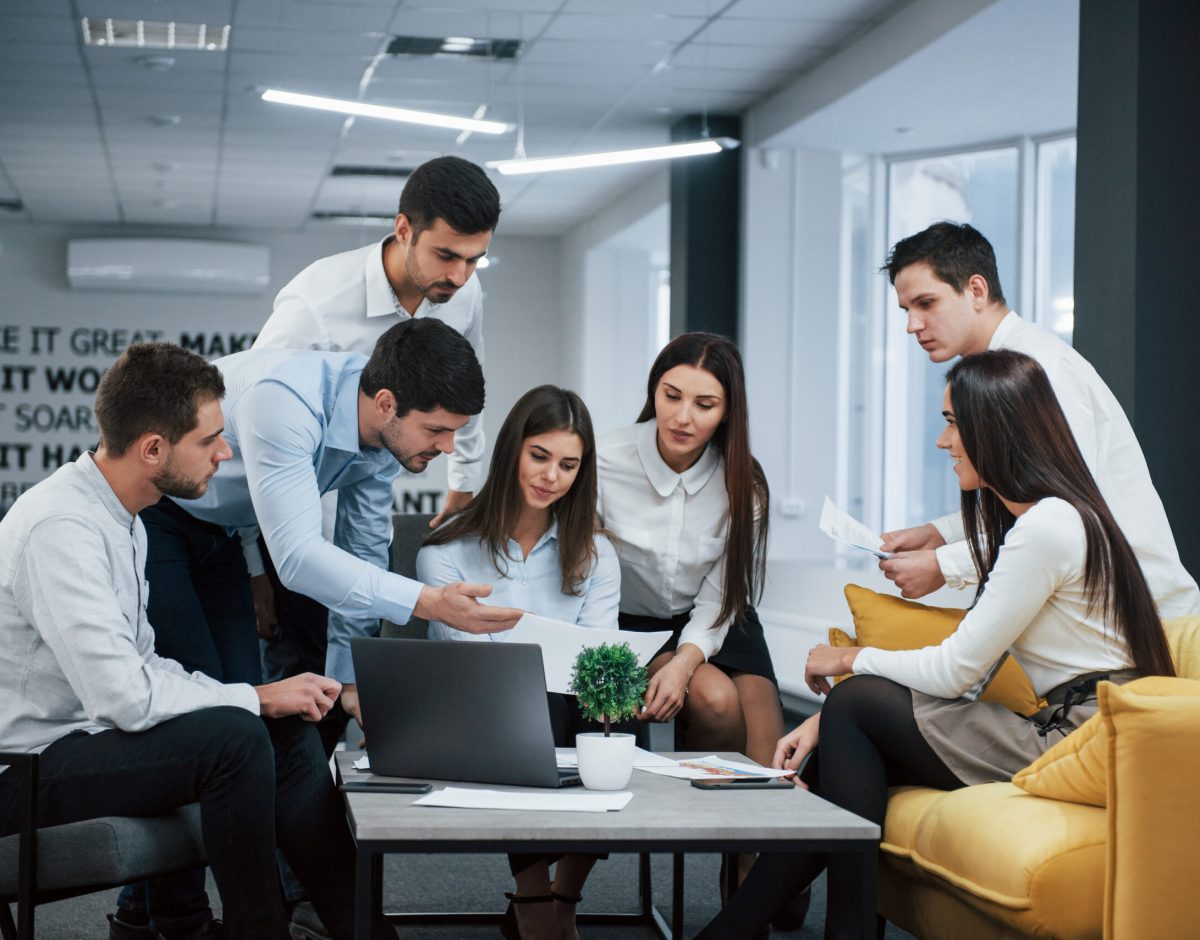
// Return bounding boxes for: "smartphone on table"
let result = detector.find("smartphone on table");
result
[341,779,432,794]
[690,777,795,791]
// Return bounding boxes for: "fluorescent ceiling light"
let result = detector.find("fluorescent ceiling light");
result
[487,137,739,175]
[262,89,508,135]
[81,18,230,51]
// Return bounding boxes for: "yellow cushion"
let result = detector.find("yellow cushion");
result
[836,584,1043,715]
[1012,675,1200,808]
[1102,676,1200,939]
[1011,713,1106,806]
[1163,615,1200,679]
[881,782,1106,912]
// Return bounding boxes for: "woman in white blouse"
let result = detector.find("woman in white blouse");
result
[697,350,1176,939]
[597,332,783,769]
[417,384,617,940]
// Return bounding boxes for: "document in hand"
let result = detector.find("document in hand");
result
[507,614,671,695]
[818,496,891,559]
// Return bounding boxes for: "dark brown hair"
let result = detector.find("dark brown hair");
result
[425,385,600,595]
[94,342,224,457]
[637,332,770,630]
[947,349,1174,677]
[398,155,500,238]
[883,221,1006,305]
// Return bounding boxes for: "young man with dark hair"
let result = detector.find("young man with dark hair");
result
[0,343,396,940]
[877,222,1199,619]
[254,155,501,523]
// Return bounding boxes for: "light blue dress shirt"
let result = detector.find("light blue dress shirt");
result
[416,521,621,639]
[174,347,421,682]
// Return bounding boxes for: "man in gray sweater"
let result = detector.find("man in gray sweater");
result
[0,343,395,940]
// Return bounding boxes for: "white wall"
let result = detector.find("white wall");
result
[0,222,561,516]
[558,170,669,436]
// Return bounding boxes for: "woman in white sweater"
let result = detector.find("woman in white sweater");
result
[698,349,1176,939]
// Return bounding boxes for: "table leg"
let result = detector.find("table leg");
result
[671,853,685,940]
[354,848,380,940]
[855,843,878,939]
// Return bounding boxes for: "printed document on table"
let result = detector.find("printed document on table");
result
[637,755,794,780]
[507,614,671,695]
[555,746,676,769]
[414,787,633,813]
[819,496,891,559]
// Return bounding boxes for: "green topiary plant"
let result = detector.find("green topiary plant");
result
[569,642,648,736]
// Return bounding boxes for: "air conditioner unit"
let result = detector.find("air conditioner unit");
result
[67,238,270,294]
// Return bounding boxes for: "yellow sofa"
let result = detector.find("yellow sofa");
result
[831,610,1200,940]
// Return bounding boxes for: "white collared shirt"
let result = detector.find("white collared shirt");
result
[596,421,731,660]
[862,498,1134,699]
[0,454,259,759]
[253,236,485,492]
[416,521,620,641]
[932,312,1200,619]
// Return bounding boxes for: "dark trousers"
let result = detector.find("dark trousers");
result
[117,499,263,932]
[258,535,349,758]
[0,708,382,940]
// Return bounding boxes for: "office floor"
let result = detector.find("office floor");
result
[22,853,916,938]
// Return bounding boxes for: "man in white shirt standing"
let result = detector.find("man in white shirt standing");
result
[250,156,500,699]
[254,155,498,520]
[877,222,1199,619]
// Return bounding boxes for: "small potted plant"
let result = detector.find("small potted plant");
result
[569,642,648,790]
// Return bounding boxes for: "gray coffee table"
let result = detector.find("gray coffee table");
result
[336,751,879,939]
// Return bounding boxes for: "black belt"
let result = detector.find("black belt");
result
[1036,671,1112,737]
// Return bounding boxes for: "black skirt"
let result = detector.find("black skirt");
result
[617,606,778,686]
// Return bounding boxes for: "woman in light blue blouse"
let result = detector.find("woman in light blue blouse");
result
[416,384,618,940]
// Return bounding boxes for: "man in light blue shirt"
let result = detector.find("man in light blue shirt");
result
[148,317,523,724]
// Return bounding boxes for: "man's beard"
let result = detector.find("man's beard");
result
[152,465,208,500]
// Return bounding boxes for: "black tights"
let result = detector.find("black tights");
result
[697,676,965,939]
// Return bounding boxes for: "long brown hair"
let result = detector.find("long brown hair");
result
[425,385,600,595]
[947,350,1174,677]
[637,332,769,629]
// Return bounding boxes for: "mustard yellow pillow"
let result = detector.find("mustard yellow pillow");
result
[835,583,1043,716]
[1012,675,1200,808]
[1162,616,1200,680]
[1012,712,1106,805]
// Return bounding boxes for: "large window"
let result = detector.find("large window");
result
[842,137,1076,533]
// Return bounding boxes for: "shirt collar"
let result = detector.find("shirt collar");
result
[987,310,1022,350]
[364,236,402,320]
[365,234,441,321]
[634,419,721,498]
[326,365,365,454]
[77,451,134,528]
[505,518,559,557]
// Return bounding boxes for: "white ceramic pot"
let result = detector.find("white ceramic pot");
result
[575,732,635,790]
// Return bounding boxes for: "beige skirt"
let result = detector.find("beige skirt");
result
[913,669,1140,786]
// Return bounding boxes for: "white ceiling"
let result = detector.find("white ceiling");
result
[0,0,906,235]
[767,0,1079,154]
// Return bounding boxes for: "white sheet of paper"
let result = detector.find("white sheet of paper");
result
[507,613,671,695]
[555,746,676,769]
[414,787,632,813]
[636,755,794,780]
[819,495,891,559]
[353,755,370,771]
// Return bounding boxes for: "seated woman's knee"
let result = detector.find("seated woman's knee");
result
[687,670,741,722]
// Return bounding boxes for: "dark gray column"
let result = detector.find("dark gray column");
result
[669,115,741,338]
[1073,0,1200,578]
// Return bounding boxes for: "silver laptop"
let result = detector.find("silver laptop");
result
[351,637,582,788]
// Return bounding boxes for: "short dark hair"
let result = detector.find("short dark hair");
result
[94,343,225,457]
[360,318,484,418]
[397,156,500,238]
[883,222,1006,305]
